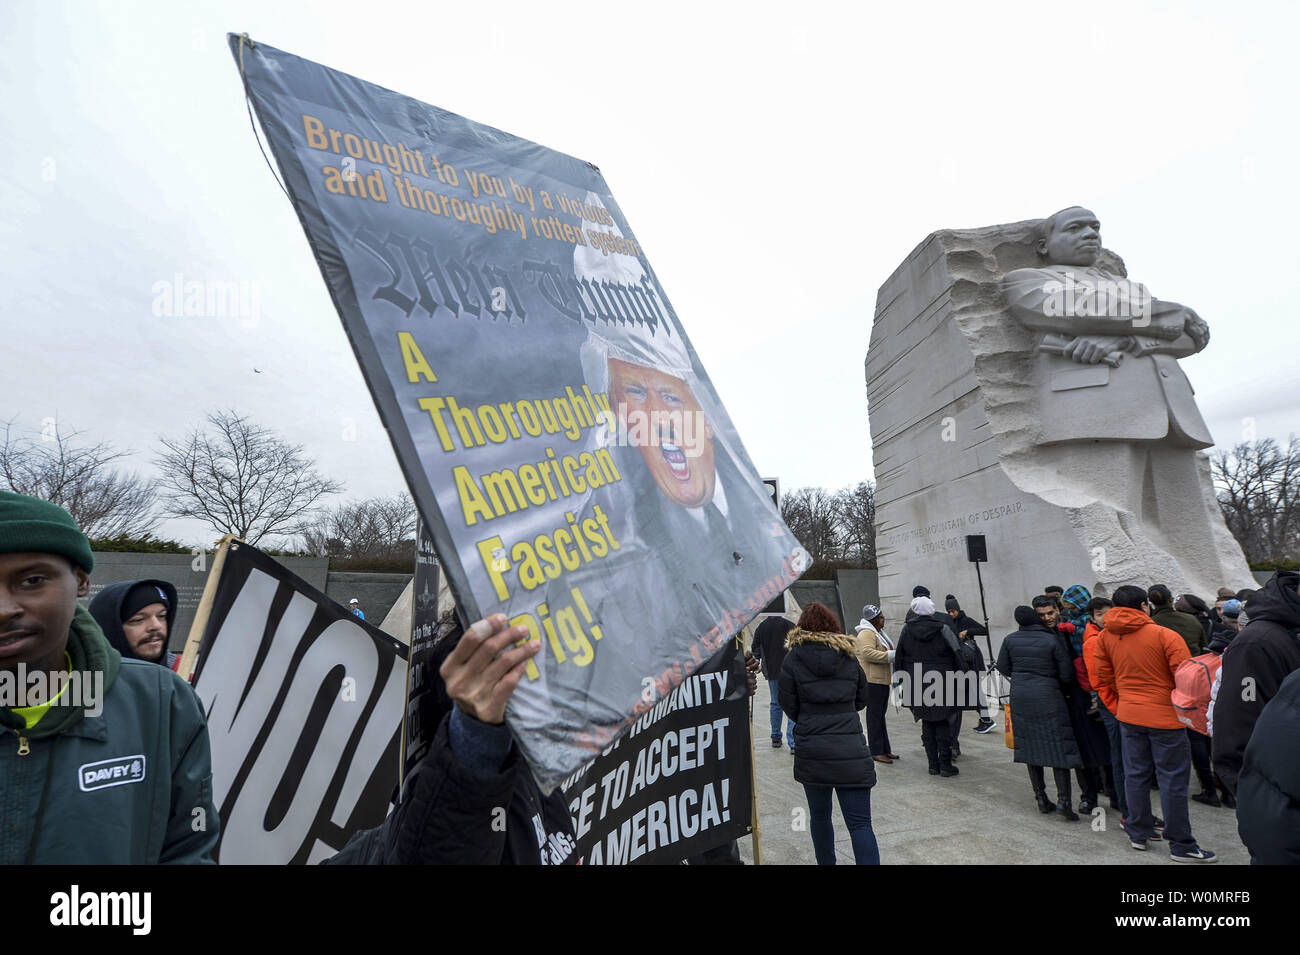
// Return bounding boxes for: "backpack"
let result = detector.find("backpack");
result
[941,624,980,672]
[1172,652,1222,735]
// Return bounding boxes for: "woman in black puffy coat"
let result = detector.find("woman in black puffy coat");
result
[778,602,878,865]
[996,605,1083,819]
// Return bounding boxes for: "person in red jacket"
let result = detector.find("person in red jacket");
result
[1092,585,1216,863]
[1082,596,1126,814]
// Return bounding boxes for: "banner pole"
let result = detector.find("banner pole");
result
[398,522,420,790]
[742,631,763,866]
[178,534,238,683]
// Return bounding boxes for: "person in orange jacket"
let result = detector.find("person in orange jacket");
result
[1092,585,1216,863]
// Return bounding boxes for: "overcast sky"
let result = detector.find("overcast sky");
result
[3,0,1297,547]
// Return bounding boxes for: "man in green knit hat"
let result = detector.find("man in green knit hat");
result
[0,490,218,863]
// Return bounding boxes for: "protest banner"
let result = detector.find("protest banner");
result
[400,517,441,783]
[191,540,408,864]
[559,641,752,864]
[229,35,809,789]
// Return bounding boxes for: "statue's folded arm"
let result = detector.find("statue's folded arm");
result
[1001,267,1185,340]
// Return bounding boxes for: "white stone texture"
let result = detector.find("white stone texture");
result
[866,220,1253,645]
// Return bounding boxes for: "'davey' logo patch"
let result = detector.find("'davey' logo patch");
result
[78,755,147,792]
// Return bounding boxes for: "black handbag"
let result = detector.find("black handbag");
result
[942,624,980,672]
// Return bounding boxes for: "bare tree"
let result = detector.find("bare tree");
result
[836,480,877,567]
[154,410,343,545]
[781,486,844,567]
[299,493,416,559]
[1212,437,1300,564]
[0,419,159,538]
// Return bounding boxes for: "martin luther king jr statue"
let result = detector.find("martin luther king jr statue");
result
[866,206,1252,635]
[999,206,1240,576]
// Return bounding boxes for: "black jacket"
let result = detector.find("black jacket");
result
[893,614,959,721]
[1050,623,1111,768]
[778,630,874,787]
[947,612,988,639]
[752,616,794,680]
[327,630,577,865]
[948,612,989,703]
[88,579,179,669]
[996,618,1081,769]
[1235,667,1300,864]
[1213,571,1300,795]
[1208,622,1238,654]
[325,712,576,865]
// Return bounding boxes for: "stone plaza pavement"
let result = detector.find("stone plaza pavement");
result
[737,680,1250,865]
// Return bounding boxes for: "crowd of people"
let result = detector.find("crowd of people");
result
[767,574,1300,866]
[3,487,1297,866]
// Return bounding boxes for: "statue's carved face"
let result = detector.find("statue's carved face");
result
[1039,207,1102,267]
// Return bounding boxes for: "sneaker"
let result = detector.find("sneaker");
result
[974,717,997,734]
[1124,823,1160,847]
[771,737,782,749]
[940,765,959,777]
[1153,817,1165,832]
[1171,847,1218,864]
[1191,791,1221,807]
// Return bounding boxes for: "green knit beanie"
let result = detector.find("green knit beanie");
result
[0,491,95,572]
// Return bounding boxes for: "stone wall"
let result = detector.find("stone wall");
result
[324,571,413,627]
[833,568,880,631]
[84,552,329,651]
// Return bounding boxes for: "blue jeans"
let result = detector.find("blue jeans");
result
[768,680,795,746]
[1119,722,1196,854]
[803,785,880,865]
[1099,703,1127,815]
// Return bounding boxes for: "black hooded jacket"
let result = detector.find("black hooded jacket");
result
[1213,571,1300,794]
[894,614,959,721]
[88,579,180,669]
[1236,667,1300,864]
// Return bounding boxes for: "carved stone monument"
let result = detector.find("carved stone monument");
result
[866,207,1254,640]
